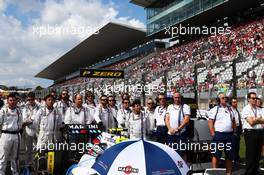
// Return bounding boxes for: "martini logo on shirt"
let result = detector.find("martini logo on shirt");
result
[118,165,139,174]
[68,124,85,129]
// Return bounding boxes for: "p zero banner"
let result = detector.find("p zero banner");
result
[80,69,124,79]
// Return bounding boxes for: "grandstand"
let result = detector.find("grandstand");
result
[36,0,264,110]
[35,22,165,99]
[131,0,263,37]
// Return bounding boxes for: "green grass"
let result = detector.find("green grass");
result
[239,135,246,161]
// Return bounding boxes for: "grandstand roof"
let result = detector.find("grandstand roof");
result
[130,0,158,7]
[35,22,147,80]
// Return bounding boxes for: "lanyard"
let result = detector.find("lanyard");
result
[73,106,83,114]
[251,107,257,118]
[145,109,154,119]
[234,108,242,126]
[158,106,166,116]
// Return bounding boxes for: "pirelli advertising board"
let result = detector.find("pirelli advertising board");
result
[80,69,124,79]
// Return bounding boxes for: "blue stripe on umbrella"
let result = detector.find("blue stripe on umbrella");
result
[92,140,138,174]
[143,141,182,175]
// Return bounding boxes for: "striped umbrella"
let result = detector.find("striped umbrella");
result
[92,139,190,175]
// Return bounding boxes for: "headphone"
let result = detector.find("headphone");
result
[216,96,220,104]
[216,92,226,104]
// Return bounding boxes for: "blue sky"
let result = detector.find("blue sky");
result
[0,0,146,88]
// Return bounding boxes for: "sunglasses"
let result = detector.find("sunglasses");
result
[251,97,257,100]
[147,102,153,105]
[159,98,165,100]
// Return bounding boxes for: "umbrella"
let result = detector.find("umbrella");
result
[92,139,190,175]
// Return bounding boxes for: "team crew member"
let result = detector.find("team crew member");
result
[83,91,97,115]
[15,93,26,110]
[230,97,243,162]
[0,93,23,175]
[242,92,264,175]
[208,93,235,175]
[126,99,146,139]
[54,90,72,122]
[117,98,132,128]
[32,94,63,150]
[64,94,93,125]
[22,92,40,168]
[117,93,130,110]
[144,98,155,140]
[166,92,190,160]
[94,95,116,131]
[256,98,264,159]
[108,95,118,120]
[50,90,58,102]
[256,98,263,108]
[154,93,168,144]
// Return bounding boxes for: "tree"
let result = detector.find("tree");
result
[35,86,44,91]
[0,85,8,90]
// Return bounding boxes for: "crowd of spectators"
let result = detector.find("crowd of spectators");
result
[124,17,263,94]
[103,55,142,70]
[51,17,264,96]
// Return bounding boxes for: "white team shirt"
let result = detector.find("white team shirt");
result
[116,108,132,128]
[208,105,234,132]
[54,100,72,121]
[154,106,167,126]
[230,107,242,127]
[166,104,190,134]
[126,111,146,139]
[242,104,264,130]
[22,104,40,136]
[94,105,116,130]
[109,106,118,120]
[144,107,155,133]
[83,103,96,122]
[64,106,92,125]
[0,106,23,132]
